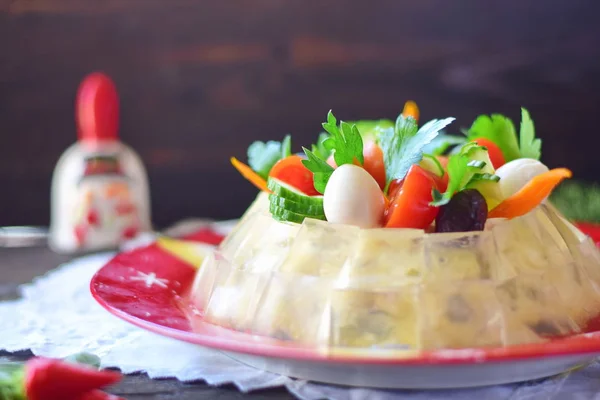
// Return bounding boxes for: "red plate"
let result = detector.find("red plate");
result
[90,222,600,388]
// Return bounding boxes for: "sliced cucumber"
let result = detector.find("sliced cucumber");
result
[267,177,324,206]
[269,194,324,216]
[269,203,306,223]
[269,203,326,224]
[460,143,495,174]
[420,154,445,178]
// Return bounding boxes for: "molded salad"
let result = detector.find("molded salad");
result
[231,102,572,233]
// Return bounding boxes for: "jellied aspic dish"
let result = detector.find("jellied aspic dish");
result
[191,102,600,352]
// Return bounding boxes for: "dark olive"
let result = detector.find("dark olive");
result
[435,189,488,233]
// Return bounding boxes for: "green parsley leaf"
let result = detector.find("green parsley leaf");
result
[466,114,521,162]
[431,154,469,207]
[281,134,292,159]
[311,132,331,160]
[301,147,335,194]
[465,108,543,162]
[322,110,364,166]
[422,133,467,156]
[519,108,541,160]
[430,144,500,207]
[380,115,455,191]
[247,135,291,179]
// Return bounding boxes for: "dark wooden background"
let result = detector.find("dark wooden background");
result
[1,0,599,228]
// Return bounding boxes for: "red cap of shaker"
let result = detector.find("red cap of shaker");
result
[76,72,119,142]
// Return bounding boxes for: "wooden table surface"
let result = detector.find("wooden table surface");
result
[0,245,296,400]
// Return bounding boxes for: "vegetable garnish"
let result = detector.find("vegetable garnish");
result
[465,114,520,161]
[230,157,271,193]
[310,133,331,161]
[230,103,570,229]
[384,165,442,229]
[422,133,466,156]
[349,119,394,143]
[321,110,365,167]
[379,114,455,193]
[519,108,542,160]
[489,168,572,219]
[430,144,500,207]
[472,138,506,169]
[0,353,123,400]
[302,110,367,194]
[465,107,541,162]
[269,155,320,196]
[25,357,122,400]
[362,141,386,190]
[301,148,334,194]
[247,135,292,179]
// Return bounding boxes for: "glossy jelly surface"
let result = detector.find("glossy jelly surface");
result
[190,192,600,352]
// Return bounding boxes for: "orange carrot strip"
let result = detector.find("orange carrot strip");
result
[489,168,572,219]
[402,100,420,122]
[230,157,271,193]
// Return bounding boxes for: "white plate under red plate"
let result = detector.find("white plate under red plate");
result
[91,224,600,389]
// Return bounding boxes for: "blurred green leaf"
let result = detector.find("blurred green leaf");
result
[551,180,600,223]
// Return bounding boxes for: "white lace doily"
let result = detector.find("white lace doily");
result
[2,236,600,399]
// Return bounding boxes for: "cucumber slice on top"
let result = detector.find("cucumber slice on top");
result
[420,154,445,178]
[267,177,324,206]
[266,178,327,223]
[269,202,326,224]
[269,194,324,216]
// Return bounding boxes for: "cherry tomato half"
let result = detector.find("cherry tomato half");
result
[362,141,386,190]
[269,155,320,196]
[473,138,506,169]
[384,165,442,229]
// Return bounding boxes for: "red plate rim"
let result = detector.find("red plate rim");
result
[91,223,600,366]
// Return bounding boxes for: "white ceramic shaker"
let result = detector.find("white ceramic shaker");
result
[49,72,152,254]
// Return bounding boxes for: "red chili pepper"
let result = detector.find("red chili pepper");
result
[24,357,122,400]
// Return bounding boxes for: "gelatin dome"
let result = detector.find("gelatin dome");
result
[190,192,600,351]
